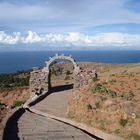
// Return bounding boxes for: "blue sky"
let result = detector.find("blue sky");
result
[0,0,140,50]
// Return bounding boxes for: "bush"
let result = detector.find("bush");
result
[95,101,101,108]
[92,84,107,94]
[107,89,117,98]
[64,75,70,80]
[92,77,98,82]
[119,118,128,127]
[12,100,24,108]
[92,84,111,95]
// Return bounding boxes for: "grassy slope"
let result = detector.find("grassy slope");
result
[67,62,140,140]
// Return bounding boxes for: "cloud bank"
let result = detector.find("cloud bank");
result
[0,31,140,49]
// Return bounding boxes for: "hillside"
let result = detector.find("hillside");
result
[67,62,140,140]
[0,62,140,139]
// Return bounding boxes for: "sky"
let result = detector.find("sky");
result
[0,0,140,51]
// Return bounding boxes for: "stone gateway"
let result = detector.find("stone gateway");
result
[29,54,80,95]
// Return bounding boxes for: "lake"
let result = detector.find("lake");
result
[0,50,140,73]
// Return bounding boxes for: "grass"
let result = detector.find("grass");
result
[91,83,108,94]
[91,83,117,98]
[92,77,98,82]
[11,100,24,108]
[67,111,75,119]
[119,118,128,127]
[95,101,101,108]
[107,89,117,97]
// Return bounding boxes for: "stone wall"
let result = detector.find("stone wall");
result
[74,69,97,88]
[29,67,49,94]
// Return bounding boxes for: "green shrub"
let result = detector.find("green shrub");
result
[119,118,128,127]
[92,84,107,94]
[12,100,24,108]
[67,111,75,119]
[92,77,98,82]
[107,89,117,98]
[95,101,101,108]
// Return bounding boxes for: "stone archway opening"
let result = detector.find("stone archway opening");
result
[48,60,75,91]
[44,54,80,91]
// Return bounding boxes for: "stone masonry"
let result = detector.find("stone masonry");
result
[29,54,97,96]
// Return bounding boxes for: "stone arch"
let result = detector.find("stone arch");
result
[30,54,80,95]
[42,53,80,75]
[42,54,80,89]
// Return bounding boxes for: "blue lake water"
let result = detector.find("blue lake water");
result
[0,50,140,73]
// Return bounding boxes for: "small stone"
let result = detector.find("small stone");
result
[131,113,136,119]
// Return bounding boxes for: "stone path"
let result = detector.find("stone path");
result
[30,88,73,118]
[4,110,94,140]
[20,111,94,140]
[3,88,97,140]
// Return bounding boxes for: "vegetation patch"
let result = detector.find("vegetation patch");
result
[0,101,6,109]
[95,101,101,108]
[11,100,24,108]
[119,118,128,127]
[130,133,140,140]
[0,70,30,88]
[91,84,117,98]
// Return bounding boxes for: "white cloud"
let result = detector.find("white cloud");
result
[0,31,140,49]
[0,31,21,45]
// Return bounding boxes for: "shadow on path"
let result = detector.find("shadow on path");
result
[29,84,73,107]
[3,108,25,140]
[50,84,73,93]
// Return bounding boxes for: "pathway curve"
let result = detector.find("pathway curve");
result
[21,111,94,140]
[3,86,96,140]
[4,110,94,140]
[30,87,73,118]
